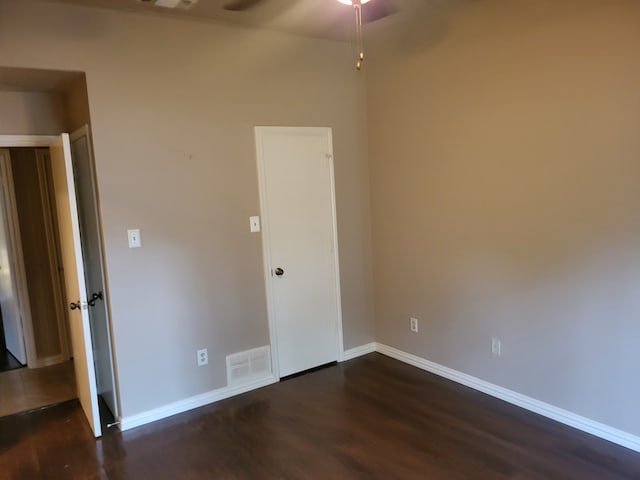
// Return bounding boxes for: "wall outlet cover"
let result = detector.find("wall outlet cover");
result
[491,337,501,356]
[410,317,419,333]
[197,348,208,366]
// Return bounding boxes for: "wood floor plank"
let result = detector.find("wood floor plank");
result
[1,353,639,479]
[0,361,76,417]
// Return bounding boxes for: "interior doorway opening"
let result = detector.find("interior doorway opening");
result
[0,66,119,436]
[0,147,70,370]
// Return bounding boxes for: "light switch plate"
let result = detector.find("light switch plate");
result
[249,216,260,233]
[128,229,141,248]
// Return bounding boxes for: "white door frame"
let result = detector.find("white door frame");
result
[254,126,345,380]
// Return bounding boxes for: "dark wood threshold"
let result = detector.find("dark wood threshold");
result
[280,361,338,381]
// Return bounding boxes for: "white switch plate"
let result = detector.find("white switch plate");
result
[128,229,141,248]
[249,216,261,233]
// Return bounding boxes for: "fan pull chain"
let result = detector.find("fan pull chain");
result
[354,0,364,70]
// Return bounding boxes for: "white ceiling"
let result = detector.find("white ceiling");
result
[40,0,410,41]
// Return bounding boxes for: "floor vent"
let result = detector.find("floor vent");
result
[226,346,271,386]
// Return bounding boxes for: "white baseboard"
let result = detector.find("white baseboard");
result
[119,341,377,431]
[341,342,377,361]
[375,343,640,453]
[119,375,277,432]
[119,342,640,452]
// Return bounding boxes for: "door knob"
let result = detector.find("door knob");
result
[70,301,81,310]
[88,291,103,307]
[274,267,284,277]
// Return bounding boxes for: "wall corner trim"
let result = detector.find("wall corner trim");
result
[374,343,640,453]
[342,342,377,361]
[119,375,277,432]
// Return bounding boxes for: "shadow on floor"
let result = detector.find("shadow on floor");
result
[0,349,24,373]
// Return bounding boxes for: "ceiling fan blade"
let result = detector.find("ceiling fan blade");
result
[223,0,265,11]
[362,0,398,24]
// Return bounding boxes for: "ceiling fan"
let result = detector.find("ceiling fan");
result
[223,0,398,70]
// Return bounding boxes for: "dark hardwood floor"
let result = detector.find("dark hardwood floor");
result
[1,353,639,479]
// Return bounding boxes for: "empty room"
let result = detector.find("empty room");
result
[1,0,640,478]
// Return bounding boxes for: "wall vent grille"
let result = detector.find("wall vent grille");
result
[226,346,271,386]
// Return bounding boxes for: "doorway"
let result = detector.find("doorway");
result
[0,147,70,369]
[0,146,77,416]
[0,133,117,436]
[255,126,344,378]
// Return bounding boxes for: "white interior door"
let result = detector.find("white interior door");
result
[0,149,26,365]
[256,126,342,378]
[70,126,118,419]
[50,134,102,437]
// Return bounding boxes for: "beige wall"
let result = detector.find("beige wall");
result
[0,90,66,134]
[367,0,640,435]
[63,75,91,133]
[0,0,374,417]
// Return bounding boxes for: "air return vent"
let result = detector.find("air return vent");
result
[226,346,271,386]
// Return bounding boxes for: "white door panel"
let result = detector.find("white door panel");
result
[257,127,342,378]
[50,134,102,437]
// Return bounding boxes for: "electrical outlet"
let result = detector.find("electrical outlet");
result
[410,317,419,333]
[197,348,208,366]
[491,337,501,357]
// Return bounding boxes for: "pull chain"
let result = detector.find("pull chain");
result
[354,0,364,70]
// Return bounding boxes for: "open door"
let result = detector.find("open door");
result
[70,126,118,420]
[49,134,101,437]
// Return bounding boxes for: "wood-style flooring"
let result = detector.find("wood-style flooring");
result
[1,353,639,479]
[0,360,76,417]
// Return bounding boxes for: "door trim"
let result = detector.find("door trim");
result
[254,126,345,380]
[0,135,59,148]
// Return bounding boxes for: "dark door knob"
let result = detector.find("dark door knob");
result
[274,267,284,277]
[70,301,80,310]
[88,291,103,307]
